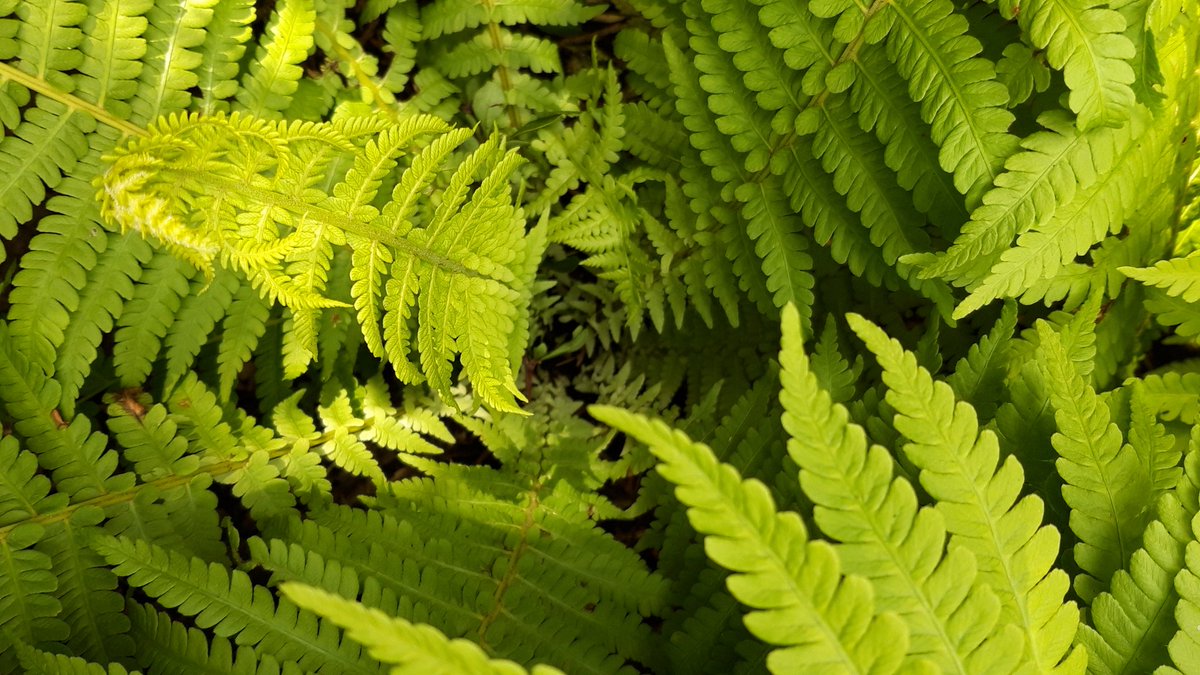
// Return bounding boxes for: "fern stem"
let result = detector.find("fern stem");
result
[165,168,488,281]
[476,486,540,649]
[0,62,144,138]
[313,18,402,122]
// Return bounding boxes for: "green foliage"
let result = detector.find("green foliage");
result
[0,0,1197,673]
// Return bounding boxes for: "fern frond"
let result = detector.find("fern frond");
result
[194,0,255,114]
[112,255,192,386]
[1036,322,1151,602]
[946,302,1017,418]
[0,525,67,655]
[880,0,1018,206]
[1121,252,1200,301]
[0,98,92,266]
[15,642,137,675]
[128,602,304,675]
[1143,288,1200,339]
[953,111,1166,318]
[592,405,911,674]
[53,230,151,415]
[1127,381,1182,494]
[128,0,213,125]
[918,111,1099,286]
[92,535,380,674]
[779,305,1022,673]
[282,584,564,675]
[1017,0,1136,130]
[1078,429,1200,674]
[422,0,601,38]
[235,0,314,118]
[847,314,1085,673]
[98,112,538,413]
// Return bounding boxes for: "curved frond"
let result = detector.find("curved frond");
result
[98,112,538,413]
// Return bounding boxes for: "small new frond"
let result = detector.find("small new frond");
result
[592,405,911,675]
[281,584,564,675]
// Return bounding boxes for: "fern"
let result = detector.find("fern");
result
[1015,0,1137,130]
[97,112,540,413]
[0,0,1197,672]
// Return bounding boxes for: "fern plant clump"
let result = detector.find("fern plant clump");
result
[0,0,1198,673]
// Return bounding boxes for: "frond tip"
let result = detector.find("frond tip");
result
[591,404,910,675]
[95,112,540,414]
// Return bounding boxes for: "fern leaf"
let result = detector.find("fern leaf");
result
[592,405,911,674]
[13,0,87,92]
[881,0,1018,206]
[128,602,304,675]
[1143,288,1200,339]
[779,305,1022,673]
[1079,430,1200,674]
[1036,322,1152,602]
[1122,253,1200,301]
[129,0,212,124]
[946,302,1017,418]
[1018,0,1136,130]
[421,0,601,38]
[0,524,67,651]
[194,0,255,114]
[54,230,151,415]
[0,99,92,266]
[15,642,137,675]
[113,255,192,386]
[217,284,271,399]
[163,271,239,390]
[1137,370,1200,424]
[92,535,380,674]
[918,111,1097,287]
[282,584,563,675]
[100,112,536,413]
[846,48,969,231]
[317,390,385,485]
[954,111,1164,318]
[847,315,1085,673]
[235,0,314,117]
[1127,381,1182,494]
